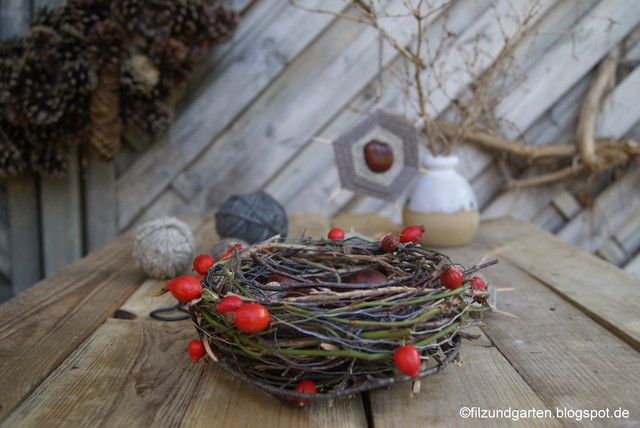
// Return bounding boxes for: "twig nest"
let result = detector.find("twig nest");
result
[132,216,195,279]
[215,191,288,244]
[190,236,497,402]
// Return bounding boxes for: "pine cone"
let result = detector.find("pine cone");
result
[112,0,183,41]
[64,0,112,36]
[121,91,171,138]
[120,54,160,95]
[167,1,239,62]
[87,19,126,70]
[0,121,29,177]
[90,69,122,160]
[5,26,68,127]
[29,141,69,177]
[208,2,239,46]
[0,38,23,106]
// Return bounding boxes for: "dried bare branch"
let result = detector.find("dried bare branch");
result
[576,48,620,168]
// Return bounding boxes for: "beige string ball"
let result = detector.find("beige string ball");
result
[132,216,195,279]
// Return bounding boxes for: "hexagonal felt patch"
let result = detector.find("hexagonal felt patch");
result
[333,110,419,201]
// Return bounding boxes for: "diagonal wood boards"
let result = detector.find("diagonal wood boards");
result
[116,0,348,230]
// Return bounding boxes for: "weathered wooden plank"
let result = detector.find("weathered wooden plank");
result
[284,163,355,218]
[623,252,640,277]
[269,0,494,214]
[480,180,566,221]
[523,72,592,145]
[129,190,186,230]
[0,318,205,428]
[0,0,30,37]
[426,0,596,206]
[420,0,556,119]
[481,41,630,227]
[0,230,147,423]
[596,238,627,266]
[556,168,640,252]
[550,190,582,220]
[369,329,561,428]
[175,0,273,112]
[445,222,640,424]
[0,220,9,280]
[470,163,503,210]
[614,209,640,254]
[597,63,640,139]
[33,0,65,10]
[279,0,555,219]
[7,175,42,295]
[266,0,493,208]
[2,0,39,297]
[496,0,640,139]
[84,148,118,253]
[468,218,640,351]
[176,0,452,217]
[531,204,566,233]
[181,361,368,428]
[116,0,347,230]
[0,182,10,301]
[40,147,83,277]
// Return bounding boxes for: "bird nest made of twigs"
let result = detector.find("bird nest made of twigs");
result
[188,235,496,404]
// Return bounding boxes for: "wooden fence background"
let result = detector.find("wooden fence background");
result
[2,0,640,303]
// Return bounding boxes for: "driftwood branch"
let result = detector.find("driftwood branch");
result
[576,48,620,168]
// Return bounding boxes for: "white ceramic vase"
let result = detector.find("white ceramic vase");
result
[403,154,479,247]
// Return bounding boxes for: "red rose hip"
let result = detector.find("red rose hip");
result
[327,228,345,240]
[220,244,243,261]
[164,276,203,302]
[216,295,244,314]
[400,225,425,243]
[188,340,206,362]
[193,254,215,275]
[232,303,271,333]
[471,276,486,291]
[440,264,463,290]
[292,380,317,403]
[394,345,421,378]
[380,233,400,252]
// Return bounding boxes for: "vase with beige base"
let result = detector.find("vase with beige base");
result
[402,154,479,247]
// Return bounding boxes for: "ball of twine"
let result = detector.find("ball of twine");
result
[132,216,195,279]
[215,191,288,244]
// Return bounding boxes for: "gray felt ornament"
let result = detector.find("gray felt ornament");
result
[215,191,288,244]
[333,110,419,201]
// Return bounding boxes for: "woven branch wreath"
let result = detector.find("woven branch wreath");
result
[185,234,496,403]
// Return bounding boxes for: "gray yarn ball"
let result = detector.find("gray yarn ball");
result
[132,216,195,279]
[215,191,288,244]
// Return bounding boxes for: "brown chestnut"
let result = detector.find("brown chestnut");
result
[364,140,394,173]
[343,268,388,285]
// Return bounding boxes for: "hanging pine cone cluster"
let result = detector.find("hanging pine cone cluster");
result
[0,0,238,177]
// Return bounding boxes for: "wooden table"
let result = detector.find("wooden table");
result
[1,214,639,427]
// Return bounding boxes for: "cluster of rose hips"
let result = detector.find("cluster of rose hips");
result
[160,246,258,363]
[327,225,425,250]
